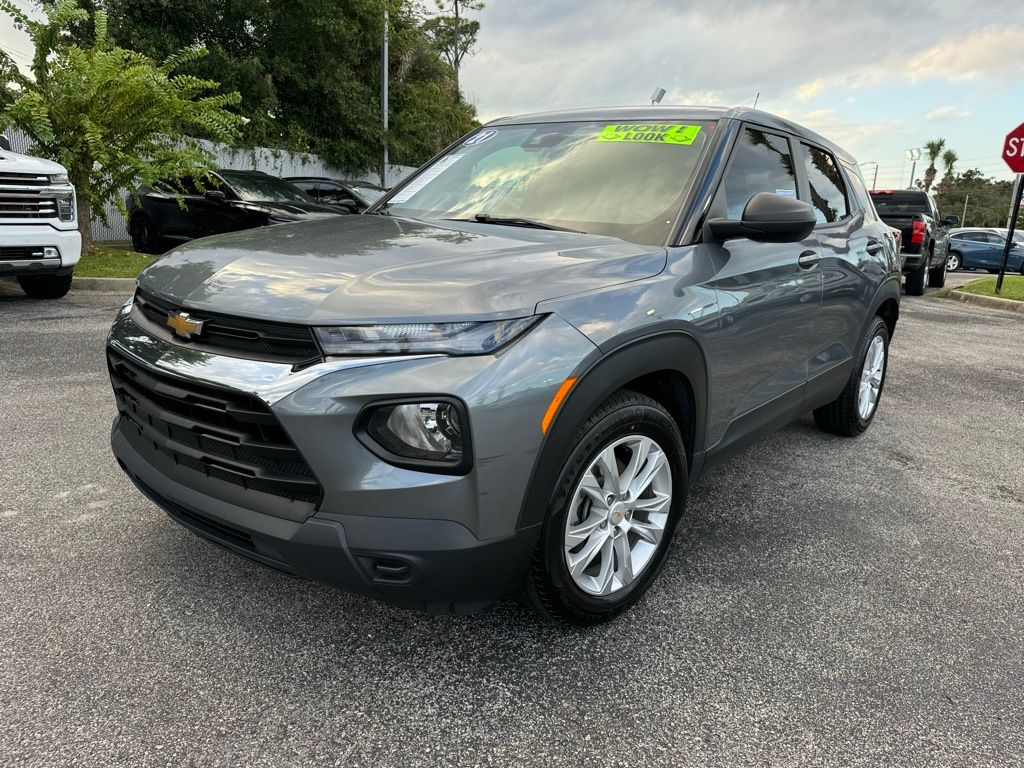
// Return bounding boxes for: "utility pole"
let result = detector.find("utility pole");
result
[961,194,969,226]
[380,8,389,187]
[860,161,879,191]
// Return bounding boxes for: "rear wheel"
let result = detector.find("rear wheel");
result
[813,316,889,437]
[525,390,687,625]
[946,251,961,271]
[905,263,927,296]
[17,272,73,299]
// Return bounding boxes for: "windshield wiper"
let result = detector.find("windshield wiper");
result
[444,213,585,234]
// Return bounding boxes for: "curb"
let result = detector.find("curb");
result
[946,288,1024,315]
[71,277,137,292]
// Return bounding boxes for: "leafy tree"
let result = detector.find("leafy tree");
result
[922,138,946,192]
[104,0,478,173]
[0,0,242,250]
[423,0,484,94]
[934,168,1021,228]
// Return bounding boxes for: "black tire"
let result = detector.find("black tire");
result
[17,272,73,299]
[525,390,688,625]
[987,269,999,274]
[905,263,926,295]
[813,316,889,437]
[1019,263,1024,277]
[928,260,946,288]
[947,251,962,272]
[130,214,159,254]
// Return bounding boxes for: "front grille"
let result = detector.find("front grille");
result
[108,348,322,505]
[133,290,322,363]
[0,188,58,219]
[0,246,52,260]
[0,172,50,186]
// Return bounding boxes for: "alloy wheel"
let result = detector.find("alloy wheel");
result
[947,253,960,271]
[563,435,672,596]
[857,335,886,420]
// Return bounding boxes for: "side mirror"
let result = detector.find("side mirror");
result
[204,189,227,204]
[706,192,817,243]
[0,135,10,151]
[943,215,960,226]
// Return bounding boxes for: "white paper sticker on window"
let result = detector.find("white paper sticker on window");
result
[389,155,464,204]
[774,188,797,198]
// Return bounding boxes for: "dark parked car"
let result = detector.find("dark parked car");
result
[869,189,959,295]
[943,227,1024,273]
[108,107,900,625]
[285,177,387,212]
[127,170,343,254]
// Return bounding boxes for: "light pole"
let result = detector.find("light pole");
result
[860,161,879,191]
[380,9,389,187]
[905,148,921,189]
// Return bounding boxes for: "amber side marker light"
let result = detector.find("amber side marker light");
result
[541,377,578,435]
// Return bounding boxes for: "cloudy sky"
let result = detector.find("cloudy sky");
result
[461,0,1024,186]
[3,0,1022,187]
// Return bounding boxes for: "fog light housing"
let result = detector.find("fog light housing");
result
[357,399,472,474]
[42,247,59,259]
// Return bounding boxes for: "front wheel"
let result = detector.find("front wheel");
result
[946,251,961,271]
[17,272,73,299]
[130,214,159,255]
[525,390,687,625]
[813,316,889,437]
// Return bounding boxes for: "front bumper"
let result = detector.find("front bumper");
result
[106,299,597,610]
[0,224,82,277]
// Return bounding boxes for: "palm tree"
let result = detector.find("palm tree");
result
[941,149,958,179]
[922,138,946,192]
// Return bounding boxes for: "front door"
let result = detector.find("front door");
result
[703,125,822,453]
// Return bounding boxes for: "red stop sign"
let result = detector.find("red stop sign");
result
[1004,122,1024,173]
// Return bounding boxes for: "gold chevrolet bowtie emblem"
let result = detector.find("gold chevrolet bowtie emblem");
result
[165,311,205,340]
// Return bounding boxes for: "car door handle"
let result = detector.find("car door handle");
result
[797,250,821,269]
[866,240,884,255]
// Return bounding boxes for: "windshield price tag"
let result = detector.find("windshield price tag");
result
[390,155,464,204]
[596,124,701,145]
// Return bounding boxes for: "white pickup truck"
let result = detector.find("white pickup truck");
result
[0,135,81,298]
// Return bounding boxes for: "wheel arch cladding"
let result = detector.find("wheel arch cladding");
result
[516,332,708,530]
[870,278,901,340]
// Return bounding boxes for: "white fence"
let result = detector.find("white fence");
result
[1,127,415,241]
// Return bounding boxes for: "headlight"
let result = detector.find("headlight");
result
[314,317,540,356]
[49,173,69,184]
[358,399,471,472]
[55,193,75,222]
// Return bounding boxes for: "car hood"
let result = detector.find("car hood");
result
[237,199,341,219]
[0,150,68,175]
[137,214,666,324]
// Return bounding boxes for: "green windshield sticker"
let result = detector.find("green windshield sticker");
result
[596,124,702,145]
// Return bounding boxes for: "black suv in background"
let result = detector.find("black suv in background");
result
[127,170,342,254]
[869,189,958,295]
[285,177,387,212]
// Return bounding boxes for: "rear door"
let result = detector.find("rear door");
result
[703,125,822,452]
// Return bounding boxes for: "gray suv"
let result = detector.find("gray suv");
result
[107,107,900,624]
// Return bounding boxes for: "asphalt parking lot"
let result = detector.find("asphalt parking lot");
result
[1,278,1021,767]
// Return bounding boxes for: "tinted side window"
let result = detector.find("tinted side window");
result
[800,144,849,224]
[721,128,797,219]
[981,233,1005,245]
[958,232,984,242]
[319,185,358,204]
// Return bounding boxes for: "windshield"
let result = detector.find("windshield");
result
[383,120,715,245]
[351,184,386,203]
[870,194,929,215]
[220,172,311,203]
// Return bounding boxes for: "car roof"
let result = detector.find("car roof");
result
[486,105,856,165]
